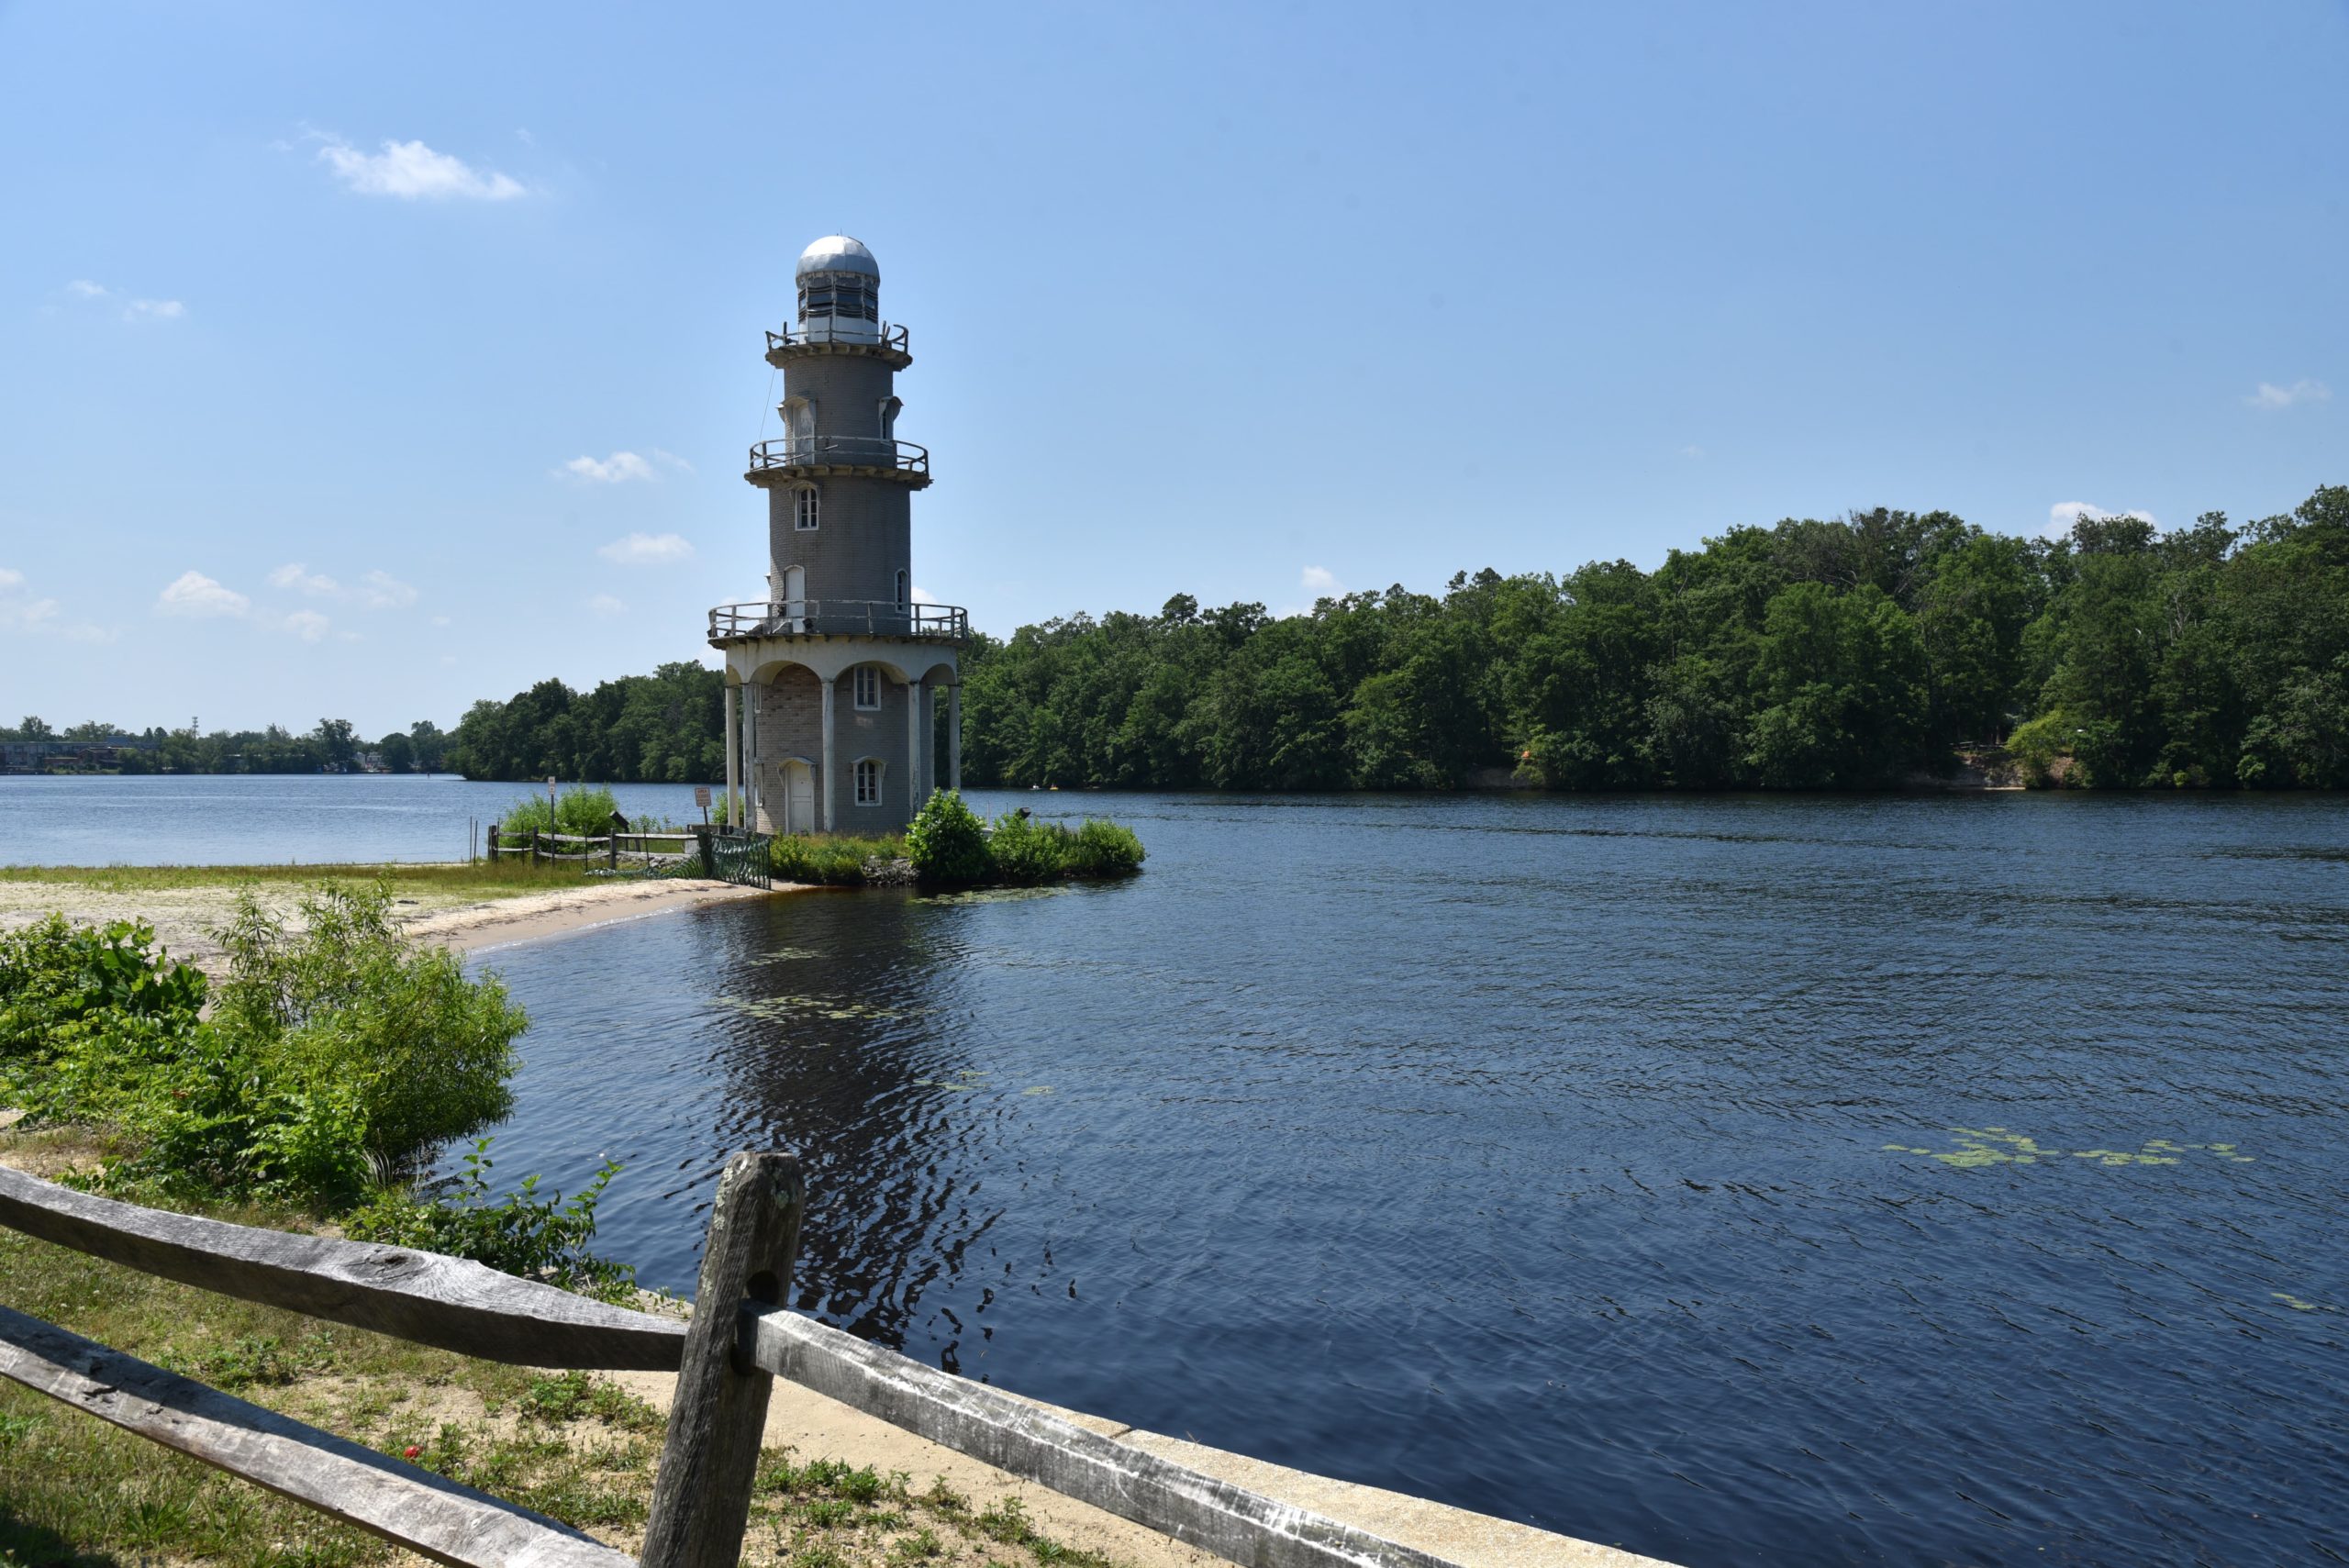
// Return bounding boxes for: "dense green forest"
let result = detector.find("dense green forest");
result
[958,485,2349,791]
[438,661,726,783]
[16,486,2344,790]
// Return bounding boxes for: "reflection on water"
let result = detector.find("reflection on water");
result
[464,792,2349,1568]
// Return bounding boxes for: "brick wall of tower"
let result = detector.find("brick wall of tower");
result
[749,658,927,834]
[766,479,911,607]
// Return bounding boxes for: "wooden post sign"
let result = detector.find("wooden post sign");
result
[695,784,712,826]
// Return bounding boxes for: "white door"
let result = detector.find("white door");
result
[784,760,815,835]
[784,564,806,630]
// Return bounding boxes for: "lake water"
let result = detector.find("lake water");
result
[0,773,713,864]
[6,778,2347,1566]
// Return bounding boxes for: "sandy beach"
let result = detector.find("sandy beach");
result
[0,874,781,976]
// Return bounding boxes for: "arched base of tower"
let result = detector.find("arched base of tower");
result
[718,635,961,838]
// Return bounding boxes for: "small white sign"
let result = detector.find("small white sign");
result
[694,785,712,808]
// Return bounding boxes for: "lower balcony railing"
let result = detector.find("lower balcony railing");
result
[747,436,929,476]
[708,599,969,641]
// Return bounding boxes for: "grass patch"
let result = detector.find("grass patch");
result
[0,861,605,897]
[769,835,907,887]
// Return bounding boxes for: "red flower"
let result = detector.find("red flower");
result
[403,1445,421,1460]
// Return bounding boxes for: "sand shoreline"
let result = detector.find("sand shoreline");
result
[0,874,786,976]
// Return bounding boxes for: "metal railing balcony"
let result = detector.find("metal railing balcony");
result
[765,321,909,354]
[747,436,930,477]
[707,599,970,642]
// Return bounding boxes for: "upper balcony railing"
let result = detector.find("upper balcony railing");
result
[748,436,929,477]
[765,321,909,355]
[708,599,970,643]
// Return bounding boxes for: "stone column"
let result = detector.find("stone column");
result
[906,676,924,816]
[819,676,837,833]
[949,683,962,793]
[723,679,740,828]
[744,679,761,832]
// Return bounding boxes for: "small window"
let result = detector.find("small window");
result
[852,667,880,710]
[854,758,883,806]
[795,487,819,530]
[895,570,908,610]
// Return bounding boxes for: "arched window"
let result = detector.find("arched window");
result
[852,666,880,710]
[853,757,885,806]
[896,570,909,611]
[794,485,819,530]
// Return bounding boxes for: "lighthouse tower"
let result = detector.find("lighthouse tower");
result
[708,236,967,835]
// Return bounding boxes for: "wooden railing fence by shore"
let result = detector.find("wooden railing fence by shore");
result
[0,1156,1458,1568]
[485,825,703,872]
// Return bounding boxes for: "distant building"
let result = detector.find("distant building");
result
[707,236,967,834]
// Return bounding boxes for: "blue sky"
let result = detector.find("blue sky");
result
[2,1,2343,736]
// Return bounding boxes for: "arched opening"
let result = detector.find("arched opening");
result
[783,565,806,628]
[792,483,819,531]
[877,396,902,440]
[895,570,909,613]
[779,396,816,460]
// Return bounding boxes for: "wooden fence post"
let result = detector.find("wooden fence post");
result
[640,1151,804,1568]
[487,823,500,861]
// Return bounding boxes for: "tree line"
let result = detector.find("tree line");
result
[2,717,450,774]
[960,484,2349,791]
[17,486,2343,790]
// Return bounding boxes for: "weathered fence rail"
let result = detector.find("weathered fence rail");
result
[0,1158,1462,1568]
[485,827,703,873]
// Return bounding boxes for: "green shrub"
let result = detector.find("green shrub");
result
[985,812,1071,884]
[345,1139,635,1301]
[498,785,622,837]
[768,833,904,885]
[0,915,206,1064]
[1063,818,1146,877]
[905,792,991,884]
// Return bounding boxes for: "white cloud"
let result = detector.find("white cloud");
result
[650,448,694,474]
[597,531,694,565]
[1301,565,1343,595]
[2246,379,2332,411]
[62,280,184,323]
[267,562,417,610]
[282,608,331,642]
[586,594,628,616]
[910,584,936,604]
[4,568,114,642]
[2046,502,2158,540]
[268,562,340,595]
[315,136,525,201]
[360,569,417,608]
[156,570,250,618]
[563,451,659,484]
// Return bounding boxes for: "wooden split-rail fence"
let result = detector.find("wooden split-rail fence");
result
[0,1154,1458,1568]
[486,826,702,873]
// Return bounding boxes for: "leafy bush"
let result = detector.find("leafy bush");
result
[905,792,991,884]
[498,785,623,838]
[346,1139,635,1301]
[0,916,206,1065]
[1063,817,1146,876]
[985,812,1071,884]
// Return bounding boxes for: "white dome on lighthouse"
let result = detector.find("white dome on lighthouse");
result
[796,235,878,281]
